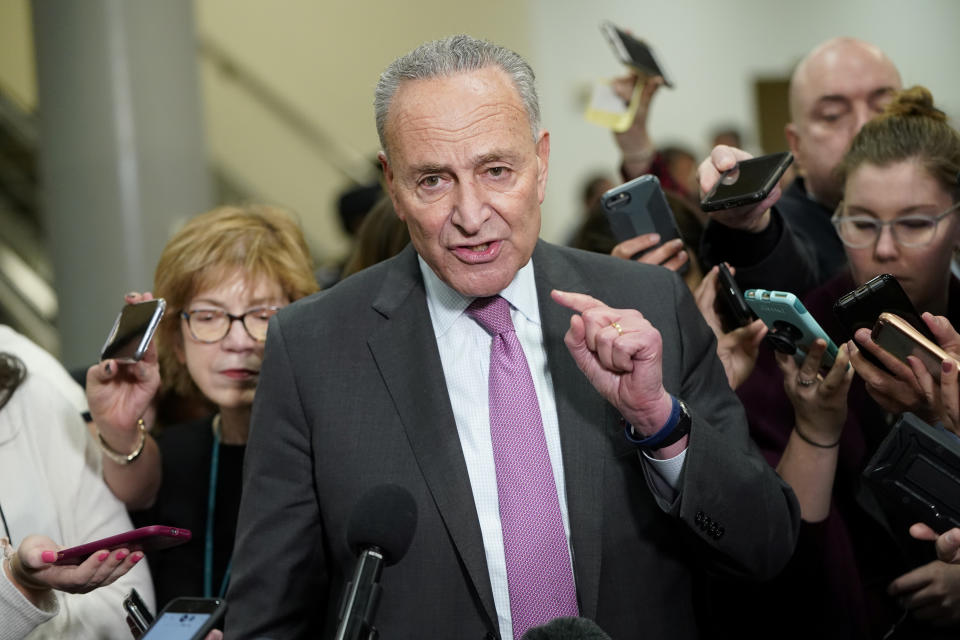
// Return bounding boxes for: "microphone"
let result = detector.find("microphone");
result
[334,484,418,640]
[520,617,613,640]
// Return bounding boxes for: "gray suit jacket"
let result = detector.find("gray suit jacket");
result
[226,241,800,639]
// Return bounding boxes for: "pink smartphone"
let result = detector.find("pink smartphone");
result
[54,525,192,565]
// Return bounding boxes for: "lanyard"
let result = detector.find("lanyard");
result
[204,415,232,598]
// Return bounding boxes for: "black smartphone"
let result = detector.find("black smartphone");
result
[700,152,794,212]
[863,412,960,533]
[715,263,756,332]
[139,597,226,640]
[100,298,166,362]
[600,175,688,274]
[833,273,933,371]
[124,587,154,637]
[600,21,673,87]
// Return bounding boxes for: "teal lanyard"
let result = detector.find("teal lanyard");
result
[204,418,232,598]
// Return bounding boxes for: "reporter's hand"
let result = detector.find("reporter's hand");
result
[911,523,960,565]
[693,265,767,389]
[86,292,161,453]
[612,73,663,179]
[611,234,688,272]
[3,535,143,605]
[697,145,781,233]
[776,340,854,446]
[889,558,960,627]
[849,328,934,420]
[913,313,960,434]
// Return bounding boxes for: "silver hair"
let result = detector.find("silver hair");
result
[374,34,541,153]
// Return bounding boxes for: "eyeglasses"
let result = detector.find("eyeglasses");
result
[831,200,960,249]
[180,306,283,343]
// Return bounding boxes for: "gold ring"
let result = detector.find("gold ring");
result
[611,322,623,336]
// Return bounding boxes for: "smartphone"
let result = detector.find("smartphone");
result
[715,263,756,331]
[601,175,688,274]
[745,288,838,369]
[700,152,794,212]
[100,298,166,362]
[600,22,673,87]
[54,525,191,565]
[139,597,226,640]
[834,274,933,371]
[863,412,960,533]
[124,587,155,637]
[872,312,957,382]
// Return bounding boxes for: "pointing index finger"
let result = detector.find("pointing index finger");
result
[551,290,605,314]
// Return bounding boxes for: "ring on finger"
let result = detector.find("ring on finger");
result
[611,321,623,336]
[796,376,816,387]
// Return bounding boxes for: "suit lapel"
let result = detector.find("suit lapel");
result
[532,242,611,620]
[366,247,498,628]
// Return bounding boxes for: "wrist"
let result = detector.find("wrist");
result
[626,391,674,436]
[96,418,147,465]
[624,395,692,451]
[5,553,50,598]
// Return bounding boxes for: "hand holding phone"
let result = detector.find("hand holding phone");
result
[872,312,959,382]
[745,288,839,370]
[697,146,785,234]
[601,175,688,274]
[700,152,794,212]
[54,525,191,565]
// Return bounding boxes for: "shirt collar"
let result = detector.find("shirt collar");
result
[419,255,541,338]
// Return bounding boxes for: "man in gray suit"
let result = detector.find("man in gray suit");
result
[226,35,800,639]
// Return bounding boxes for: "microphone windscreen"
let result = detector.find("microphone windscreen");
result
[520,617,612,640]
[346,484,418,565]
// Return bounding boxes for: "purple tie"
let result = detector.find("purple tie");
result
[466,296,579,638]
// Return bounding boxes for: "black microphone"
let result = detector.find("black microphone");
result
[334,484,417,640]
[520,617,613,640]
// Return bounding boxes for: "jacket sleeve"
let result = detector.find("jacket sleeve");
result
[663,273,802,581]
[225,319,329,639]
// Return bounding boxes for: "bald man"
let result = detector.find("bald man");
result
[700,38,902,295]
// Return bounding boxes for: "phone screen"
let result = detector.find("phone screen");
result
[101,299,166,362]
[140,613,211,640]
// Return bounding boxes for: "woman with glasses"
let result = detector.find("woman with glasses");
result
[128,205,318,610]
[705,87,960,639]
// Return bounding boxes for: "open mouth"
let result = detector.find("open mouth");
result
[453,240,501,263]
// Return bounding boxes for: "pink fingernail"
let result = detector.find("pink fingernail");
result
[97,551,109,561]
[115,550,128,561]
[130,552,143,563]
[41,551,57,563]
[944,360,953,374]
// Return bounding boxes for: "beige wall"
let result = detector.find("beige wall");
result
[0,0,36,108]
[196,0,533,267]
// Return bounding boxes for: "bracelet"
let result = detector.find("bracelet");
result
[793,423,841,449]
[97,419,147,465]
[624,396,691,450]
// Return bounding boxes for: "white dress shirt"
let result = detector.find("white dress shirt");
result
[420,256,685,639]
